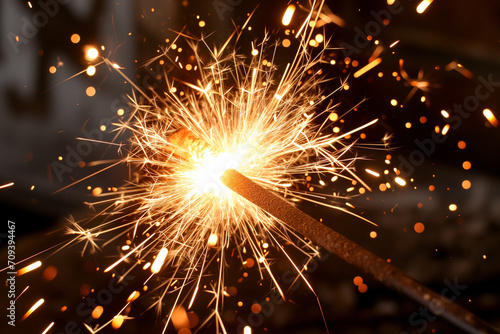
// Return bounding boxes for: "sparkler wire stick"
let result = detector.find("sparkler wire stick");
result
[220,168,500,334]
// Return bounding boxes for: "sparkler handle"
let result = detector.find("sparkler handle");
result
[221,168,500,334]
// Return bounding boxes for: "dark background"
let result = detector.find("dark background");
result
[1,0,499,333]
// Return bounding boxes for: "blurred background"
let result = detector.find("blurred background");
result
[1,0,500,333]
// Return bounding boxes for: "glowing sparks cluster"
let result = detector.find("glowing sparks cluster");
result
[73,2,375,331]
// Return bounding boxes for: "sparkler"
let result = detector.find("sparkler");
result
[47,5,367,332]
[69,3,388,331]
[102,2,500,327]
[162,128,497,334]
[9,1,500,333]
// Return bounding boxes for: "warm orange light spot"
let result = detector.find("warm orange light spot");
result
[462,180,471,190]
[49,66,56,74]
[420,116,427,123]
[171,306,190,330]
[428,185,435,191]
[369,231,377,239]
[86,86,96,97]
[227,286,237,296]
[457,141,466,149]
[414,222,425,233]
[462,161,471,170]
[251,303,262,313]
[187,311,199,328]
[70,34,80,44]
[358,283,368,293]
[329,113,338,121]
[244,258,255,268]
[353,276,363,286]
[80,284,91,297]
[449,204,458,212]
[92,187,102,196]
[92,305,104,319]
[111,315,125,329]
[43,266,58,281]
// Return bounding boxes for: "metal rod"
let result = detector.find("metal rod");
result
[221,168,499,334]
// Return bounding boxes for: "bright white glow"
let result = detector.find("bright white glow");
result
[151,247,169,274]
[395,177,406,186]
[282,5,296,26]
[417,0,433,14]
